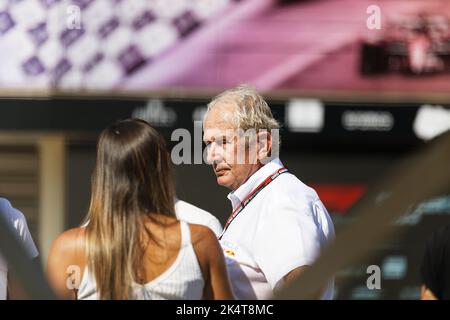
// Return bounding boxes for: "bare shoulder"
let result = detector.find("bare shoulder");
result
[189,223,217,243]
[49,227,86,263]
[53,227,85,248]
[189,223,219,247]
[47,227,86,299]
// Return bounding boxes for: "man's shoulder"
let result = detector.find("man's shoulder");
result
[0,197,26,226]
[266,173,319,203]
[175,200,223,236]
[175,199,216,222]
[0,197,12,216]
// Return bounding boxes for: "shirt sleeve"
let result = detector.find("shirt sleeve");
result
[207,216,223,238]
[1,198,39,259]
[252,194,324,290]
[13,208,39,259]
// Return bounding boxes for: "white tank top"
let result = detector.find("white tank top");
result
[77,221,204,300]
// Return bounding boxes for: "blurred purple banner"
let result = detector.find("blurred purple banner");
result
[1,0,449,95]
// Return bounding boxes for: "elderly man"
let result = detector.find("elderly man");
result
[203,85,335,299]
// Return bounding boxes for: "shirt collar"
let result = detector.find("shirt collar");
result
[227,158,284,210]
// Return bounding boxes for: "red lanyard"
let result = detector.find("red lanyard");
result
[218,167,288,240]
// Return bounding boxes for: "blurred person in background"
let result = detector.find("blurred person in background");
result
[0,198,39,300]
[47,119,233,300]
[203,85,335,299]
[420,223,450,300]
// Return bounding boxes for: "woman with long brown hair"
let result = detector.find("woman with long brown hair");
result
[47,119,233,300]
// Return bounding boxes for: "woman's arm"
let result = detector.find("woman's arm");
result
[191,225,234,300]
[46,228,85,300]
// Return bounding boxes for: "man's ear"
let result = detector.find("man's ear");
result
[257,130,272,161]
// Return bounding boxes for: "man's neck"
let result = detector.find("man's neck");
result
[231,163,264,192]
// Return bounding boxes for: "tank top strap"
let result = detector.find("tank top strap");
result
[180,220,191,247]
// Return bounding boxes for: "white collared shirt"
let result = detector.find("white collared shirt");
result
[82,199,223,237]
[220,158,335,300]
[175,199,223,237]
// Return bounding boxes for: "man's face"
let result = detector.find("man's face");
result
[203,102,258,191]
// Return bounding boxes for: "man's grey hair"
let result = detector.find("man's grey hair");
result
[206,84,280,131]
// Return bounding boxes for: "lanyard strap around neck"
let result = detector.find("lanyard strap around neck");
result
[219,167,288,240]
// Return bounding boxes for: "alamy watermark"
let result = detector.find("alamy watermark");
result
[66,265,81,291]
[366,265,381,290]
[66,5,81,30]
[366,5,381,30]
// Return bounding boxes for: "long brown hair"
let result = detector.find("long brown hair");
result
[84,119,176,299]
